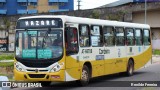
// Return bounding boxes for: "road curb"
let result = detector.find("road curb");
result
[0,60,14,63]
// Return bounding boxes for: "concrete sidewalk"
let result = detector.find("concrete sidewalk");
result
[0,60,14,62]
[152,55,160,63]
[144,55,160,67]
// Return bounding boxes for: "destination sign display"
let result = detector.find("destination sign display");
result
[22,49,36,58]
[16,18,63,29]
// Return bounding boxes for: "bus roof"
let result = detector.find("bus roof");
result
[18,15,150,29]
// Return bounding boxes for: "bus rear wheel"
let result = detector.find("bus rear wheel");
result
[78,65,90,86]
[126,60,134,76]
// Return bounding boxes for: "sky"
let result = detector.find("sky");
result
[74,0,119,10]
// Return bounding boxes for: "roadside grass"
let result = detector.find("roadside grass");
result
[0,62,14,67]
[153,49,160,55]
[0,53,14,81]
[0,54,14,60]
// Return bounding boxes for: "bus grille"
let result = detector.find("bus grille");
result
[15,57,62,68]
[27,69,48,72]
[21,62,53,68]
[28,74,46,78]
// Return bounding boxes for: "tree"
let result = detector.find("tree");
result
[90,10,100,19]
[107,11,127,21]
[3,17,10,51]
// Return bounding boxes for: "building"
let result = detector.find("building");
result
[1,0,160,51]
[100,0,160,7]
[0,0,74,15]
[100,0,160,49]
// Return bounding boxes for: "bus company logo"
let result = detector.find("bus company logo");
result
[35,69,38,73]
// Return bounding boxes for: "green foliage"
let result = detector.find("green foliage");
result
[90,10,100,19]
[0,62,14,67]
[0,26,4,30]
[0,73,6,76]
[118,10,127,16]
[108,14,121,21]
[107,10,128,21]
[3,17,11,30]
[153,49,160,55]
[0,54,14,60]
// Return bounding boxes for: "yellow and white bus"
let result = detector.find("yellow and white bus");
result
[14,15,152,86]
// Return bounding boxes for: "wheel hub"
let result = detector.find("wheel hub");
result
[82,70,88,81]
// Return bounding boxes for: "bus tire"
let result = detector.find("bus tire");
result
[78,65,90,86]
[126,60,134,76]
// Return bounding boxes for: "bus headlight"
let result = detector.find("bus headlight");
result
[50,62,64,72]
[15,62,25,72]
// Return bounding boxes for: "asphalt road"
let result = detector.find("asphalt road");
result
[12,63,160,90]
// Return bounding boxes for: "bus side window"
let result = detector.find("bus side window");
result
[79,24,90,47]
[143,29,151,45]
[90,25,103,47]
[126,28,134,46]
[115,27,125,46]
[103,26,115,46]
[65,27,79,55]
[135,29,142,45]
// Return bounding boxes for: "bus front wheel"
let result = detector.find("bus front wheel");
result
[126,60,134,76]
[78,65,90,86]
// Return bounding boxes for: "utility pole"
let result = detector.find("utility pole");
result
[58,0,59,10]
[145,0,147,24]
[6,29,9,51]
[77,0,81,10]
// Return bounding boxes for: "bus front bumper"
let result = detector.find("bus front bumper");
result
[14,69,65,82]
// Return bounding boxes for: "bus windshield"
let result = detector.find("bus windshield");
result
[15,29,63,60]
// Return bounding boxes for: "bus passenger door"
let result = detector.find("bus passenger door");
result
[115,27,127,72]
[65,23,81,81]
